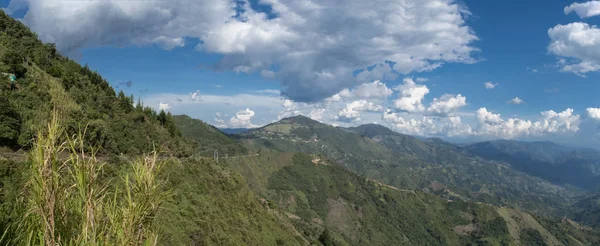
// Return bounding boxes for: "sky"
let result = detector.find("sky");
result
[2,0,600,148]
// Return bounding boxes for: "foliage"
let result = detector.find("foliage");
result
[0,97,20,147]
[519,229,547,246]
[465,140,600,190]
[172,115,247,157]
[154,158,302,245]
[0,10,192,156]
[4,113,169,245]
[242,116,582,217]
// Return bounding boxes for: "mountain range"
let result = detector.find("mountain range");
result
[1,9,600,245]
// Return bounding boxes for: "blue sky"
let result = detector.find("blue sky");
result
[2,0,600,147]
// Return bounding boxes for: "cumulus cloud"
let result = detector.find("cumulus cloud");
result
[9,0,479,102]
[214,112,227,128]
[475,108,581,139]
[384,110,472,137]
[484,81,498,89]
[145,81,596,146]
[548,22,600,75]
[565,1,600,19]
[427,94,467,116]
[159,102,170,111]
[189,90,201,101]
[587,108,600,119]
[393,78,430,113]
[337,100,383,122]
[228,108,258,128]
[508,97,524,104]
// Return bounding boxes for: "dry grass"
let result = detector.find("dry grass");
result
[6,111,170,245]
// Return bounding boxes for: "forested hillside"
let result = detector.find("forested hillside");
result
[173,115,247,157]
[465,140,600,190]
[176,115,600,245]
[0,11,302,245]
[240,116,583,217]
[0,11,192,156]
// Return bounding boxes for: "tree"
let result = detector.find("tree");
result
[2,50,27,79]
[0,98,20,147]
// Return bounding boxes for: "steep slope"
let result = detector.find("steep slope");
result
[0,11,192,156]
[465,140,600,190]
[173,115,247,156]
[224,152,600,245]
[241,116,583,216]
[0,12,303,245]
[155,158,305,245]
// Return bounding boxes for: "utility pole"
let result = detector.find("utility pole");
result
[214,150,218,163]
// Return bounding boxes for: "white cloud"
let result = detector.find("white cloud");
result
[253,89,281,95]
[484,81,498,89]
[393,78,430,113]
[347,80,393,99]
[475,108,581,139]
[416,77,429,82]
[145,83,596,146]
[214,112,227,128]
[565,1,600,19]
[587,108,600,119]
[427,94,467,116]
[228,108,258,128]
[10,0,479,102]
[548,22,600,75]
[189,90,201,101]
[508,97,524,105]
[384,110,472,137]
[476,108,503,125]
[159,102,170,111]
[337,100,383,122]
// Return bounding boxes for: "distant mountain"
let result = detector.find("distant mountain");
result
[219,127,253,134]
[240,116,584,216]
[465,140,600,190]
[173,115,247,156]
[223,151,600,245]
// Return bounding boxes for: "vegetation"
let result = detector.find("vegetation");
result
[2,113,169,245]
[465,140,600,190]
[0,10,193,156]
[173,115,247,157]
[241,116,582,217]
[1,7,600,245]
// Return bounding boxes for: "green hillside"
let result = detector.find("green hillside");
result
[241,116,582,217]
[0,12,302,245]
[173,115,247,157]
[465,140,600,190]
[0,11,192,156]
[224,151,600,245]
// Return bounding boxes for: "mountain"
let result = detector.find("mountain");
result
[240,116,583,216]
[0,12,305,245]
[0,11,193,156]
[223,150,600,245]
[171,114,600,244]
[173,115,247,156]
[465,140,600,190]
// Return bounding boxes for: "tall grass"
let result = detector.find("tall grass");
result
[8,112,170,245]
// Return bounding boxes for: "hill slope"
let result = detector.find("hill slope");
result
[224,151,600,245]
[240,116,583,216]
[0,11,192,156]
[465,140,600,190]
[0,12,303,245]
[173,115,247,156]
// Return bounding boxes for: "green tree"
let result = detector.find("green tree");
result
[0,98,20,147]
